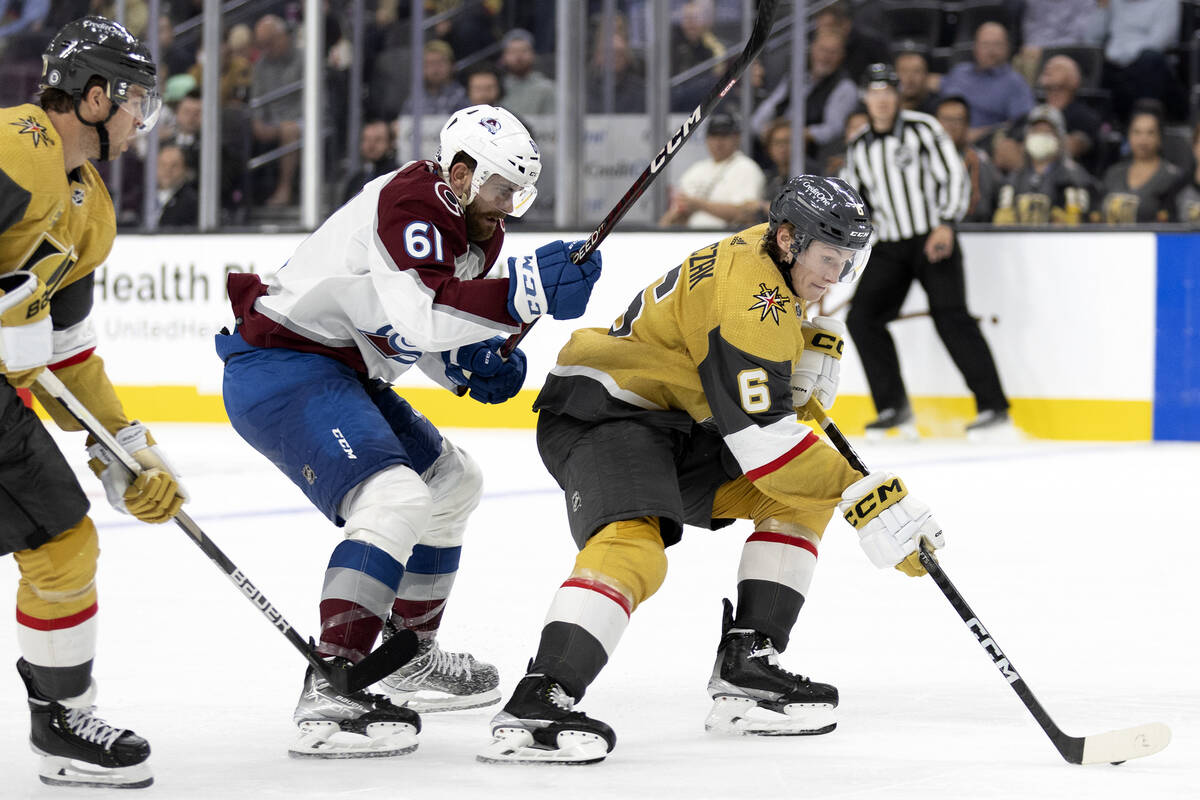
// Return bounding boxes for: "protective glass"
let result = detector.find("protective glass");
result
[474,171,537,218]
[114,84,162,131]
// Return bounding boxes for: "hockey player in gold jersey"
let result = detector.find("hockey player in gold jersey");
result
[479,175,946,764]
[0,16,184,789]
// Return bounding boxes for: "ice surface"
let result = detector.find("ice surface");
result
[1,424,1195,799]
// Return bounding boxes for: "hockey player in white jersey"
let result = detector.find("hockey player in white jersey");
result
[215,105,602,758]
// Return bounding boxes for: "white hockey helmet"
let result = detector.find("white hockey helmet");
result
[436,105,541,217]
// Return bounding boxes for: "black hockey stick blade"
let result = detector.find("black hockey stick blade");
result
[805,399,1171,765]
[321,628,419,694]
[495,0,780,359]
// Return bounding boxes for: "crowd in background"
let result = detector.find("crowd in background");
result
[0,0,1197,229]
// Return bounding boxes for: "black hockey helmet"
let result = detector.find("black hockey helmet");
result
[860,63,899,92]
[41,16,161,156]
[767,175,874,283]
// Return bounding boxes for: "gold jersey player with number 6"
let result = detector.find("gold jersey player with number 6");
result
[478,175,946,765]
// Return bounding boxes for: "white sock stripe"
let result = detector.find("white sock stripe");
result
[17,615,97,668]
[736,539,818,596]
[543,584,630,657]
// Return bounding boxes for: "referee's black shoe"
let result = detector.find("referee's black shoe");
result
[864,406,918,440]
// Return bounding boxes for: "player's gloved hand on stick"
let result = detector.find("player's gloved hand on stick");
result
[0,270,52,388]
[88,422,188,524]
[442,336,528,404]
[792,316,845,417]
[838,471,945,577]
[507,240,602,323]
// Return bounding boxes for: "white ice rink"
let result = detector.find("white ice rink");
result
[1,423,1196,800]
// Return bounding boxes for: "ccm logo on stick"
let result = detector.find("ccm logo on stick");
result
[967,617,1020,684]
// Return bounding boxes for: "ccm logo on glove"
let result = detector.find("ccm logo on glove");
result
[842,474,907,528]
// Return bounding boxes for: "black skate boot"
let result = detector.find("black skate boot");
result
[477,672,616,764]
[290,657,421,759]
[17,657,153,789]
[864,405,918,441]
[705,599,838,736]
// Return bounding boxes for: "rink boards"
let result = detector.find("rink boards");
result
[63,229,1200,441]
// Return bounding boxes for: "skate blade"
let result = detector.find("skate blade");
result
[36,754,153,789]
[288,720,419,759]
[476,727,609,765]
[383,687,502,713]
[705,695,837,736]
[865,423,919,443]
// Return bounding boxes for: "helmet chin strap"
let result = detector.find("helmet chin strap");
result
[73,97,120,162]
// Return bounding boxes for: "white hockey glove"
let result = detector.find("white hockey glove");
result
[839,471,944,577]
[792,316,845,417]
[0,270,53,388]
[87,422,188,524]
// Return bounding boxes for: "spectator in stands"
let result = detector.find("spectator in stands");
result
[157,13,194,76]
[658,111,764,229]
[895,45,939,116]
[1086,0,1185,122]
[936,95,1000,222]
[166,90,202,172]
[250,14,303,206]
[813,0,888,84]
[340,119,399,205]
[587,26,645,114]
[750,30,856,163]
[401,40,469,116]
[940,22,1035,144]
[1013,0,1098,83]
[155,144,199,228]
[219,23,254,106]
[500,28,555,117]
[669,0,726,112]
[993,104,1096,225]
[821,105,869,177]
[1100,100,1182,223]
[1036,55,1104,172]
[464,62,504,106]
[1176,122,1200,225]
[430,0,501,63]
[759,117,792,212]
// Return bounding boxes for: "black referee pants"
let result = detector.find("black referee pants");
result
[846,234,1008,416]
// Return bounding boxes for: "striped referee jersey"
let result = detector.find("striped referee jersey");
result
[840,110,969,242]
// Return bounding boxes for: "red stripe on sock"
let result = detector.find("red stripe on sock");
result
[746,531,819,559]
[562,577,633,618]
[17,602,98,631]
[744,431,819,482]
[48,348,96,371]
[318,598,384,662]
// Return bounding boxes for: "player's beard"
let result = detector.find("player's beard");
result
[464,204,503,242]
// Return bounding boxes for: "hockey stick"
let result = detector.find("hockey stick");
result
[496,0,780,359]
[33,371,417,695]
[804,400,1171,765]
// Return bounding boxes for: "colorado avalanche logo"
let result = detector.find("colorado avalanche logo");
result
[359,325,422,364]
[748,283,790,324]
[479,117,502,134]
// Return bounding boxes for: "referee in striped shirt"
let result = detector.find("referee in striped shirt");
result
[841,63,1009,436]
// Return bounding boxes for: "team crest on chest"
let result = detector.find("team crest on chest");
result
[11,116,54,148]
[748,283,789,324]
[71,187,85,205]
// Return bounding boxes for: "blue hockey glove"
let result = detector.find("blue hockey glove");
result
[442,337,528,404]
[507,240,602,323]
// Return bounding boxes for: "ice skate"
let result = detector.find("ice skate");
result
[965,409,1018,442]
[705,600,838,736]
[864,406,919,442]
[372,620,501,712]
[477,673,616,765]
[289,658,421,759]
[17,657,153,789]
